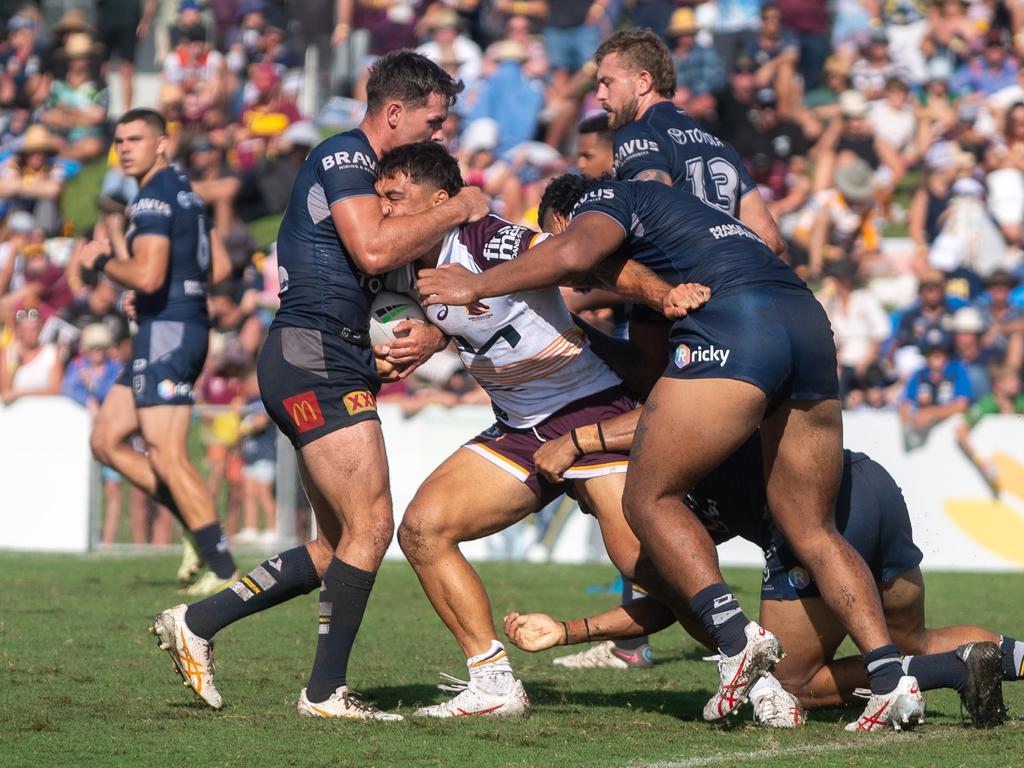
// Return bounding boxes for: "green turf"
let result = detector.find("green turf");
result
[1,556,1021,767]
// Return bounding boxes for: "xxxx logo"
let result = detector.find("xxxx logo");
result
[344,390,376,416]
[283,391,324,433]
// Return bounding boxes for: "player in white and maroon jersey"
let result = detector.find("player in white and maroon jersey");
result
[373,141,699,719]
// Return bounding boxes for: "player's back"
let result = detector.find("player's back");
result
[613,101,754,217]
[421,215,621,428]
[572,179,803,294]
[272,128,394,334]
[128,166,209,325]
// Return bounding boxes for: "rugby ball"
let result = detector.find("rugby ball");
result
[369,291,427,346]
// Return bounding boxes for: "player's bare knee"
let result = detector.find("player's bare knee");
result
[89,427,112,464]
[398,513,436,565]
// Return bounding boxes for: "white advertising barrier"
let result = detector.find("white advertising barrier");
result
[378,405,1024,571]
[0,397,92,552]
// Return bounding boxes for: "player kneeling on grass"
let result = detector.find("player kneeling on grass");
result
[504,406,1017,730]
[374,141,705,718]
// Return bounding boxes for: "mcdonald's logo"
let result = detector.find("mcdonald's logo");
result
[283,391,325,433]
[343,389,376,416]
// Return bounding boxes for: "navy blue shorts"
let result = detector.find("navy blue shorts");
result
[115,319,209,407]
[258,325,381,449]
[664,285,839,409]
[761,454,924,601]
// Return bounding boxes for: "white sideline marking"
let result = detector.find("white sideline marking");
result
[635,738,893,768]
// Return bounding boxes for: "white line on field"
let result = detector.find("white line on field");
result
[633,738,887,768]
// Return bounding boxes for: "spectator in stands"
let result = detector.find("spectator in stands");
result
[816,259,892,402]
[746,4,798,105]
[908,141,962,259]
[922,0,976,70]
[0,125,65,235]
[977,269,1024,369]
[96,0,157,110]
[0,305,61,405]
[731,86,810,220]
[233,62,300,171]
[946,306,998,399]
[899,327,973,448]
[163,24,227,117]
[168,0,206,50]
[668,8,725,120]
[225,0,267,80]
[850,28,910,101]
[0,12,45,107]
[417,6,483,89]
[956,363,1024,491]
[238,365,277,545]
[985,101,1024,247]
[41,33,108,161]
[929,177,1009,295]
[543,0,602,79]
[894,267,968,352]
[198,342,246,531]
[61,322,120,416]
[777,0,829,90]
[7,237,73,317]
[874,0,930,83]
[918,59,957,137]
[350,0,427,99]
[708,54,758,141]
[43,8,98,83]
[712,0,764,73]
[869,77,924,170]
[469,40,545,155]
[235,119,318,221]
[60,274,128,348]
[951,30,1020,98]
[0,210,35,302]
[791,158,879,279]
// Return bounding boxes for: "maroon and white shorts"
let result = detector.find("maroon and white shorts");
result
[464,386,634,503]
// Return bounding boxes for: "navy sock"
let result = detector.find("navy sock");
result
[1000,635,1024,681]
[691,582,748,657]
[902,651,968,693]
[192,522,237,578]
[615,579,650,652]
[152,480,187,527]
[865,644,904,694]
[305,558,376,703]
[185,546,320,641]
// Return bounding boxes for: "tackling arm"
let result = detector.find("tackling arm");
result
[503,597,678,652]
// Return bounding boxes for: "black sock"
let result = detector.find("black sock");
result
[153,480,187,527]
[690,582,748,657]
[184,546,321,641]
[902,651,968,693]
[615,579,649,652]
[865,644,904,694]
[192,522,237,578]
[305,558,376,703]
[1000,635,1024,681]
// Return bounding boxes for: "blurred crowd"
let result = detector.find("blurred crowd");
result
[1,0,1024,541]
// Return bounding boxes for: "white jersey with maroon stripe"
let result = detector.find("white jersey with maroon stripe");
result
[419,215,622,428]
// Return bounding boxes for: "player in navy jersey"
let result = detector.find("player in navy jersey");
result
[512,421,1011,730]
[80,108,240,597]
[418,176,926,731]
[593,29,785,256]
[149,51,489,720]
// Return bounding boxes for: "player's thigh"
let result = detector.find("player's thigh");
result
[576,473,642,575]
[760,398,844,533]
[761,597,847,690]
[880,568,928,654]
[624,376,766,505]
[137,404,193,459]
[401,447,540,547]
[91,384,139,448]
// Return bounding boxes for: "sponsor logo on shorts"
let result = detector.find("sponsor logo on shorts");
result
[132,358,147,372]
[343,390,376,416]
[133,375,145,395]
[284,391,325,432]
[674,343,731,368]
[787,567,811,590]
[157,379,193,401]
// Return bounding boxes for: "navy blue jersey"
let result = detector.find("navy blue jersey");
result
[127,167,210,324]
[692,438,865,550]
[612,102,755,217]
[572,180,804,294]
[272,129,409,334]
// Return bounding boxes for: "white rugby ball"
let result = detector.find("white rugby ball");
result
[369,291,426,346]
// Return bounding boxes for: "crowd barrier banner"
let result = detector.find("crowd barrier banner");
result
[0,397,92,552]
[376,405,1024,572]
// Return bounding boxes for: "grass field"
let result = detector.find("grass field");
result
[2,556,1021,768]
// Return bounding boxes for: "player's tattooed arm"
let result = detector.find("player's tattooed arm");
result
[634,169,673,186]
[503,598,676,651]
[534,408,642,482]
[590,255,683,313]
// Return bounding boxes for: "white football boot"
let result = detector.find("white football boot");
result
[150,603,222,709]
[554,641,628,669]
[845,675,925,732]
[703,621,784,721]
[413,674,531,718]
[296,686,403,721]
[182,568,240,597]
[750,674,806,728]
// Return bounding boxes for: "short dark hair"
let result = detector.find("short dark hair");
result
[366,50,464,114]
[595,29,676,99]
[578,113,613,145]
[117,108,167,136]
[378,141,463,196]
[538,173,599,229]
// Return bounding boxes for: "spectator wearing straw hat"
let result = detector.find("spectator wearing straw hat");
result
[977,270,1024,367]
[61,322,121,416]
[668,7,724,119]
[41,32,108,162]
[43,8,99,82]
[894,267,969,352]
[945,306,998,398]
[0,124,65,234]
[469,40,544,155]
[899,327,973,448]
[417,6,483,89]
